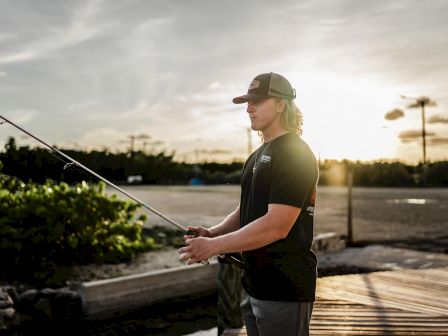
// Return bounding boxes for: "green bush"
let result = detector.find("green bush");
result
[0,168,158,284]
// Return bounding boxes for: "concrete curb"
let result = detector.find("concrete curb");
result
[313,232,346,255]
[79,232,345,320]
[80,261,219,320]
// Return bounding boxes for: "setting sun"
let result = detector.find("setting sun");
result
[289,71,443,163]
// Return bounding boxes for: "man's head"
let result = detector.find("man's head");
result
[234,72,303,136]
[233,72,296,104]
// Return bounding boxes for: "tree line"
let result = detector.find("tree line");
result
[1,137,447,187]
[0,137,242,185]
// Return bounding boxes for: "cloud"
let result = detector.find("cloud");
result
[400,132,448,146]
[0,0,102,66]
[4,109,39,124]
[67,99,101,111]
[209,82,221,90]
[114,82,241,125]
[78,128,127,151]
[428,137,448,145]
[385,108,404,120]
[398,129,435,143]
[0,51,37,65]
[198,148,233,155]
[428,114,448,124]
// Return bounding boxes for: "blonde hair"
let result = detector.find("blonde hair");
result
[276,98,303,135]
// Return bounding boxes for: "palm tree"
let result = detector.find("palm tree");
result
[400,96,437,165]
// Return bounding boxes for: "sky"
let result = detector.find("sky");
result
[1,0,448,164]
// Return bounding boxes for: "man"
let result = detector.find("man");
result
[179,72,318,335]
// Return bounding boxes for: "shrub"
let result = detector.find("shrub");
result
[0,170,158,284]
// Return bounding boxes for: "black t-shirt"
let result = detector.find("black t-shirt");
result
[240,132,318,302]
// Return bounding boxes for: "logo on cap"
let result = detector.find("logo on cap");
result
[248,80,260,90]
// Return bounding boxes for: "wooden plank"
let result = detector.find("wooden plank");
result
[368,271,448,289]
[317,278,448,304]
[317,284,448,315]
[223,268,448,336]
[318,277,448,308]
[317,267,448,316]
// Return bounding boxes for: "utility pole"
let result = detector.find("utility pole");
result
[120,134,152,156]
[127,135,136,155]
[347,165,353,245]
[135,134,151,153]
[235,124,253,157]
[194,149,199,163]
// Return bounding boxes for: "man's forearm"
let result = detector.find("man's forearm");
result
[208,206,240,238]
[211,215,279,254]
[212,204,300,254]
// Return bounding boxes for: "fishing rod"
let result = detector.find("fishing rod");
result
[0,115,244,269]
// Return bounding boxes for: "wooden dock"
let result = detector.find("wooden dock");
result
[223,267,448,335]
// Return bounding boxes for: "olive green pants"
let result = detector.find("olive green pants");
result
[217,260,244,335]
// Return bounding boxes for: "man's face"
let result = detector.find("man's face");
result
[246,97,282,132]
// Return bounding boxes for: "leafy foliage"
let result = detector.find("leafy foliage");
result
[0,168,158,285]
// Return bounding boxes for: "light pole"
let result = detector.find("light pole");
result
[234,124,254,157]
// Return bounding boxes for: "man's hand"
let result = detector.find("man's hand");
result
[185,225,211,238]
[179,235,217,265]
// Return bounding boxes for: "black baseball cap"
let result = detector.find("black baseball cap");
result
[233,72,296,104]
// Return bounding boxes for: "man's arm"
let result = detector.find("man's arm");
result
[185,205,241,238]
[215,203,300,253]
[179,203,301,264]
[209,205,241,237]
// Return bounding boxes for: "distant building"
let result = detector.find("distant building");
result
[189,177,204,185]
[127,175,143,184]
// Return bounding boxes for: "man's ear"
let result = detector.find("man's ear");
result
[276,100,286,113]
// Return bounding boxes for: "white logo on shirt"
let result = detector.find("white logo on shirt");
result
[306,205,314,216]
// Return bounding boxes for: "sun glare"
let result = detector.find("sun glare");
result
[296,72,404,162]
